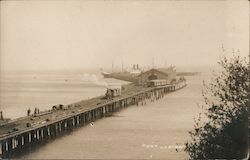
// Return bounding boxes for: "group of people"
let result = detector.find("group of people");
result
[27,108,40,116]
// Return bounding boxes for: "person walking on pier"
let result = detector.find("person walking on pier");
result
[27,108,31,116]
[34,108,38,116]
[0,111,3,120]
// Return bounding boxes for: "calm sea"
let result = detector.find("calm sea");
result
[0,69,212,159]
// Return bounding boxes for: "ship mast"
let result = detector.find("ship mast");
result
[112,60,114,73]
[122,59,124,72]
[152,57,155,69]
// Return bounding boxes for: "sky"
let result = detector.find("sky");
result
[0,0,249,71]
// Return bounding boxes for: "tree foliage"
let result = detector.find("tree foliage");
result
[185,56,250,159]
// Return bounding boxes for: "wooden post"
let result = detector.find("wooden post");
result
[41,129,44,140]
[0,141,2,158]
[1,140,7,158]
[16,135,22,150]
[7,138,12,157]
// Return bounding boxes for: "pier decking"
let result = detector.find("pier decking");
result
[0,81,186,158]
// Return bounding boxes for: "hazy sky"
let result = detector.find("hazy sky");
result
[0,0,249,71]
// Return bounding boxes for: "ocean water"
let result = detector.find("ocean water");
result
[0,70,211,159]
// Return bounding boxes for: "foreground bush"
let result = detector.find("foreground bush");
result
[185,56,249,159]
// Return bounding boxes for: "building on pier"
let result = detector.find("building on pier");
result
[136,68,176,86]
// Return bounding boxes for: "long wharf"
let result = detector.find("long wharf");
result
[0,80,186,158]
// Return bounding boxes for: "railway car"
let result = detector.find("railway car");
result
[147,79,168,87]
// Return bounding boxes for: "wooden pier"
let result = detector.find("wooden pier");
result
[0,81,186,158]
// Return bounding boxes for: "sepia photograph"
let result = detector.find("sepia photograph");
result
[0,0,249,159]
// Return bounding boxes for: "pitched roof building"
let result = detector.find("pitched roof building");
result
[136,68,176,85]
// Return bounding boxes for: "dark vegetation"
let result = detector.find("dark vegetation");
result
[185,56,249,159]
